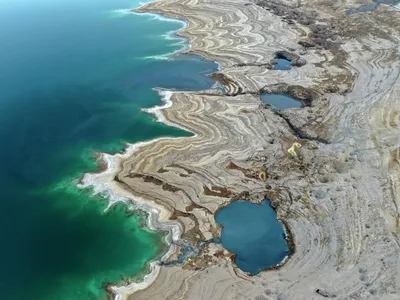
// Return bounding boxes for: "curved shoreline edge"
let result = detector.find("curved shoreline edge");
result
[80,7,214,299]
[81,121,185,299]
[82,0,400,299]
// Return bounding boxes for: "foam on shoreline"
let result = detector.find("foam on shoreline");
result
[114,8,190,60]
[79,134,185,299]
[141,89,195,132]
[81,2,206,298]
[131,2,222,71]
[143,16,190,60]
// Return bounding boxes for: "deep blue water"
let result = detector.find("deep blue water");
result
[261,93,301,110]
[215,200,288,275]
[0,0,217,299]
[272,55,292,70]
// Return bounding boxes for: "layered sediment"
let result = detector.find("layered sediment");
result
[84,0,400,299]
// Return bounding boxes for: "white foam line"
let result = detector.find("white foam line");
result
[141,90,174,122]
[80,137,184,298]
[114,3,192,62]
[80,89,194,299]
[124,1,222,71]
[141,89,194,132]
[142,42,189,60]
[141,27,191,61]
[130,7,188,26]
[112,8,133,15]
[140,54,167,60]
[163,29,183,41]
[83,1,220,298]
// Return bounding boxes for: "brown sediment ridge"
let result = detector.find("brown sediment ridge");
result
[83,0,400,299]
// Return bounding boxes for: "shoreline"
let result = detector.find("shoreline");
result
[80,134,186,299]
[80,4,216,298]
[83,0,400,299]
[94,3,293,296]
[129,4,223,71]
[141,89,196,133]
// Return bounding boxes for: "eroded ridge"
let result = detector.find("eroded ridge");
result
[86,0,400,299]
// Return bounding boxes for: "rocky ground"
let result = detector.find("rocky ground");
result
[86,0,400,299]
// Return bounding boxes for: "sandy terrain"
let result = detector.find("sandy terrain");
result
[83,0,400,299]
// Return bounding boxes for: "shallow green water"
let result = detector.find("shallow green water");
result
[0,0,217,299]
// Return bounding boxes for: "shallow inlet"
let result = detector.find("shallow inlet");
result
[272,55,292,70]
[215,200,288,275]
[261,93,302,110]
[346,0,400,14]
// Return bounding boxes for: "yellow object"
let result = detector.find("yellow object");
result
[288,142,302,157]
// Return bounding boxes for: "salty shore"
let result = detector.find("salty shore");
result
[81,91,191,299]
[84,0,400,299]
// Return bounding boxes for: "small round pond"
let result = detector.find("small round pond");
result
[272,55,292,70]
[216,200,289,275]
[261,93,302,110]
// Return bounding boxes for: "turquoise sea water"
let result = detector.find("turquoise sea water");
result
[0,0,217,299]
[216,200,288,275]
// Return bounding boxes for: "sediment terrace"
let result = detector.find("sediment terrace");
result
[86,0,400,299]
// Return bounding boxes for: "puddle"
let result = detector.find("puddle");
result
[272,55,292,70]
[261,93,301,110]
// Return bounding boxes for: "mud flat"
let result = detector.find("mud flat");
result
[84,0,400,299]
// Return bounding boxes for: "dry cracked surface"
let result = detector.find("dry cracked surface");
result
[91,0,400,299]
